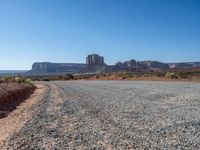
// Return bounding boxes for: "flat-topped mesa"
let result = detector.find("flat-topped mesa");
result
[29,62,86,73]
[86,54,105,66]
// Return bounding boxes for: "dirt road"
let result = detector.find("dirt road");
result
[1,81,200,149]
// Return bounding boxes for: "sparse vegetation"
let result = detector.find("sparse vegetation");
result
[0,76,36,88]
[26,74,75,81]
[25,78,35,87]
[72,69,200,81]
[1,69,199,83]
[165,72,179,79]
[0,77,36,118]
[0,76,14,82]
[15,77,23,83]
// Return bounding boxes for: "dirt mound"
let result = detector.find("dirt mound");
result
[0,83,36,118]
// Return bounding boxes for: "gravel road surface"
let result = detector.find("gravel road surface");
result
[3,81,200,149]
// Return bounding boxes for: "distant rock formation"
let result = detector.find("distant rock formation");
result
[137,61,169,69]
[86,54,105,66]
[83,55,172,73]
[116,60,137,68]
[169,62,200,69]
[115,62,123,67]
[116,60,169,69]
[29,62,86,74]
[27,53,200,75]
[122,60,137,67]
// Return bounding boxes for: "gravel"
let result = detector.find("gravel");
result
[4,80,200,149]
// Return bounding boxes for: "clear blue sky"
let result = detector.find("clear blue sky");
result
[0,0,200,70]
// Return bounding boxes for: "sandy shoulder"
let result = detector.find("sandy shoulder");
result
[0,84,46,149]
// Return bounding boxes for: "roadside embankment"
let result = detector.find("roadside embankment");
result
[0,82,36,118]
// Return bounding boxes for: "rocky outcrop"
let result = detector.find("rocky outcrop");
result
[116,60,137,68]
[123,60,137,67]
[115,62,123,67]
[137,61,169,69]
[82,54,106,73]
[86,54,105,66]
[169,62,200,69]
[29,62,86,73]
[116,60,169,69]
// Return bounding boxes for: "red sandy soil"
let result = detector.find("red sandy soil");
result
[0,82,36,118]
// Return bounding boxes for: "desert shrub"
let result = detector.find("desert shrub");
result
[157,73,164,77]
[0,78,4,83]
[65,74,74,80]
[122,76,127,79]
[142,74,149,77]
[165,72,179,79]
[25,78,35,87]
[42,77,50,81]
[15,77,24,83]
[1,76,13,82]
[0,77,5,83]
[178,72,188,78]
[125,73,133,78]
[131,74,137,78]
